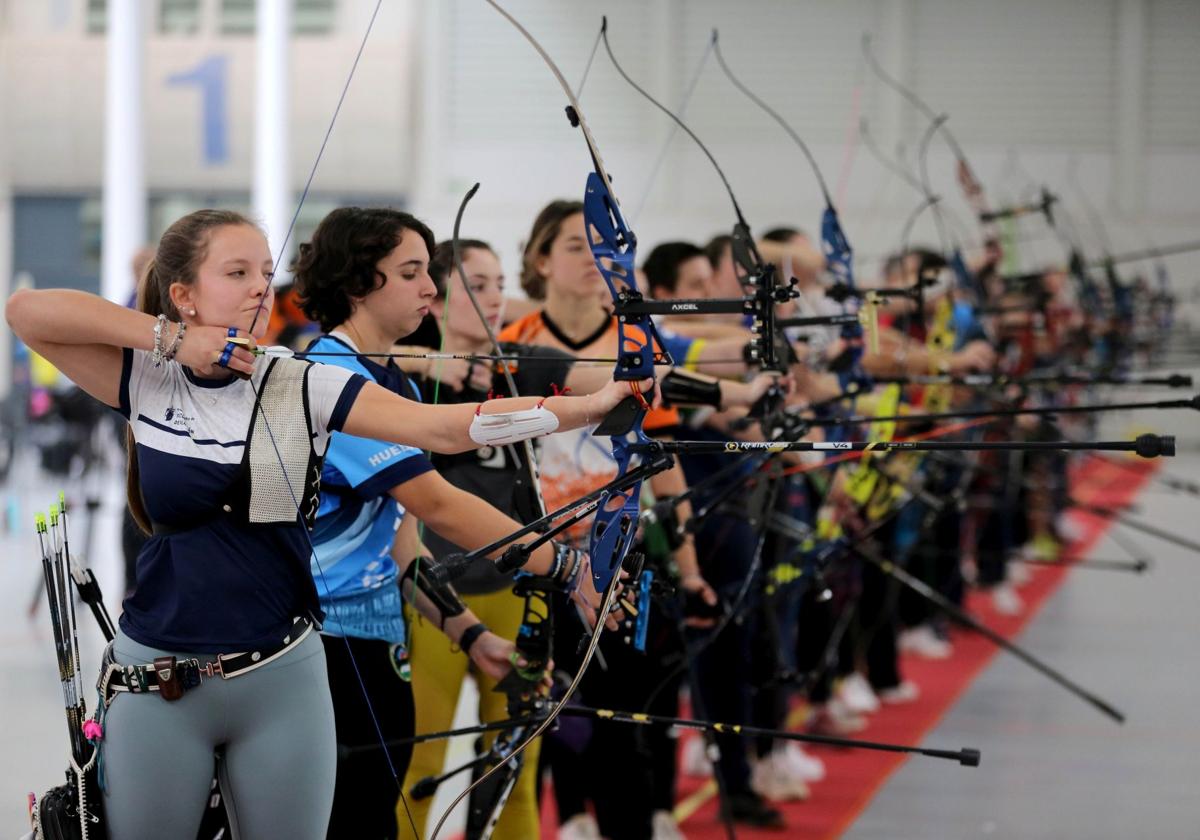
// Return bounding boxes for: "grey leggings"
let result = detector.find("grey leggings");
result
[100,628,336,840]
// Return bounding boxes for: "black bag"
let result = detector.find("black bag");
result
[32,757,105,840]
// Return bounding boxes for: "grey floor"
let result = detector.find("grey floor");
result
[847,453,1200,840]
[1,453,127,836]
[1,410,1197,838]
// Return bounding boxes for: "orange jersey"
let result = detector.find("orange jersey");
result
[500,310,677,544]
[499,311,678,430]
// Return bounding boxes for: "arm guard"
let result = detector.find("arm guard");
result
[659,368,723,409]
[400,557,467,627]
[469,404,559,446]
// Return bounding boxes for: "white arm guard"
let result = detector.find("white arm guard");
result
[469,404,560,446]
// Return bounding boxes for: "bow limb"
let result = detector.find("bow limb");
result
[450,184,552,526]
[445,184,549,835]
[709,31,872,392]
[464,574,557,837]
[430,5,651,836]
[862,33,1006,284]
[430,575,624,840]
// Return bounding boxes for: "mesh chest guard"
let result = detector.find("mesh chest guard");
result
[239,358,323,528]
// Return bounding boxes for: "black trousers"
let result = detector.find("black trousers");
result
[322,634,415,840]
[692,512,759,796]
[860,549,902,691]
[899,506,965,627]
[542,591,684,840]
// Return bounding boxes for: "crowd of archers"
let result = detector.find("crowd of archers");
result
[11,7,1194,840]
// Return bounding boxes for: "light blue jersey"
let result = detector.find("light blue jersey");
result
[308,333,435,642]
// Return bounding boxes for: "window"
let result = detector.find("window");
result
[85,0,106,34]
[294,0,335,35]
[219,0,254,35]
[159,0,201,35]
[220,0,336,36]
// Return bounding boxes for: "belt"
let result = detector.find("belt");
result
[98,616,313,706]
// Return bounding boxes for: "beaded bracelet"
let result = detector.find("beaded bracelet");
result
[163,320,187,362]
[150,314,169,366]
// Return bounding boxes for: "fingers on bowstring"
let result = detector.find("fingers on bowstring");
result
[220,329,257,378]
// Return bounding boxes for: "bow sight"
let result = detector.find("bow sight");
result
[608,258,798,373]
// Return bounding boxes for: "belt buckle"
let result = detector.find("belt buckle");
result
[198,654,233,680]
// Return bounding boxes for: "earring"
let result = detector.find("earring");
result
[187,308,196,316]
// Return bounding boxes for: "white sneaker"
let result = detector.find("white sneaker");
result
[751,750,811,802]
[779,742,825,782]
[1056,512,1084,543]
[836,672,881,714]
[681,735,713,778]
[991,583,1024,616]
[898,625,953,660]
[878,680,920,704]
[652,810,685,840]
[808,698,867,735]
[1007,558,1033,586]
[559,813,602,840]
[961,553,979,585]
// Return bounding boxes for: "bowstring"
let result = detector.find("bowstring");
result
[247,0,383,338]
[241,369,420,838]
[629,37,716,225]
[235,1,421,834]
[573,24,604,102]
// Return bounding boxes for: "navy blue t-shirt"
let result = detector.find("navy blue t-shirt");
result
[117,348,366,653]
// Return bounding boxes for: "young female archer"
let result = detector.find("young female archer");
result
[499,200,760,839]
[395,237,595,839]
[291,206,615,838]
[396,231,784,837]
[5,209,634,840]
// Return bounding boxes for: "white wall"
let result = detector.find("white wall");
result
[1,0,1197,313]
[413,0,1200,320]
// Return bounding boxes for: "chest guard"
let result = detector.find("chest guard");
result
[227,357,323,529]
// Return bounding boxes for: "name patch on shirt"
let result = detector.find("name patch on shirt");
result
[368,444,411,468]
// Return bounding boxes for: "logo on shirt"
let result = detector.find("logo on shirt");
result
[164,406,196,434]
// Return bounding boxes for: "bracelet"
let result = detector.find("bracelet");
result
[458,622,488,656]
[163,320,187,362]
[559,548,587,593]
[150,314,168,366]
[549,542,573,581]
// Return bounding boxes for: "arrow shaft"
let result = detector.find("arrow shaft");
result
[810,397,1194,427]
[852,545,1124,723]
[556,705,978,765]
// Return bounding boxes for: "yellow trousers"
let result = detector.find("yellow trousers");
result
[397,588,541,839]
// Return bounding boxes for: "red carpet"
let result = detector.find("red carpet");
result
[531,454,1157,839]
[672,454,1159,839]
